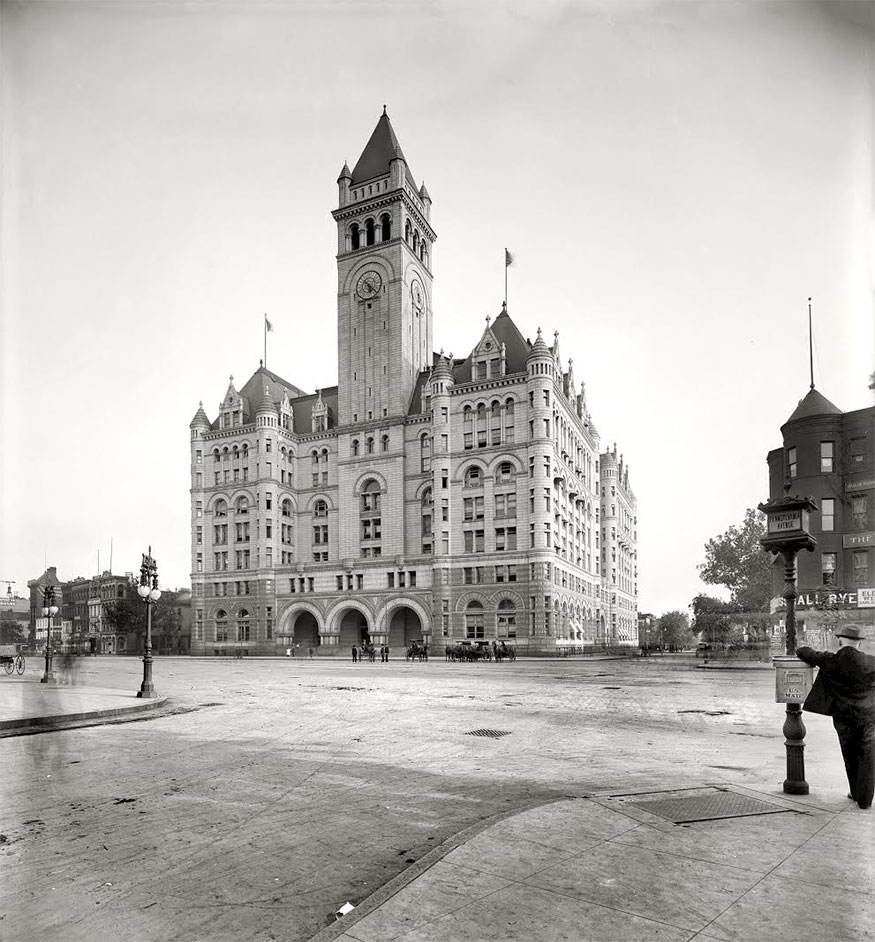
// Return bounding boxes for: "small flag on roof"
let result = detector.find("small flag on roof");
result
[505,248,513,267]
[265,314,273,332]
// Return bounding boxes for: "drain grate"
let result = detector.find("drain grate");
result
[465,729,511,739]
[628,788,790,824]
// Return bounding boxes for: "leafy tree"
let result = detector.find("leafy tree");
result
[655,610,693,651]
[691,594,736,642]
[692,593,774,651]
[0,610,29,646]
[698,508,772,612]
[103,580,181,652]
[103,580,145,637]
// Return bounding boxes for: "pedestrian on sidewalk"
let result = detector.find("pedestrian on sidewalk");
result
[352,645,358,663]
[797,625,875,810]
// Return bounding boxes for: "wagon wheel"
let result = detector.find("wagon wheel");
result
[15,655,25,675]
[4,660,13,675]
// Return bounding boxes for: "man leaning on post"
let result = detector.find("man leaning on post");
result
[797,625,875,810]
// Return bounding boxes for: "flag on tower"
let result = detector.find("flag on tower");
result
[505,248,513,267]
[265,314,273,332]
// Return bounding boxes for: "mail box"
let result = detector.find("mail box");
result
[773,655,814,704]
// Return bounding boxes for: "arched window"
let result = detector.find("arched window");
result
[497,462,513,484]
[242,444,249,459]
[497,599,516,637]
[281,498,292,518]
[504,398,515,442]
[232,445,239,459]
[215,610,228,643]
[422,243,428,266]
[405,219,412,243]
[360,479,382,546]
[236,496,249,515]
[237,609,250,643]
[214,499,227,517]
[213,449,220,463]
[476,403,487,447]
[463,406,473,450]
[352,439,360,456]
[350,223,360,250]
[413,230,420,253]
[464,466,482,488]
[361,479,380,514]
[420,434,431,472]
[366,437,374,454]
[465,601,484,640]
[222,447,229,460]
[381,434,389,452]
[366,218,375,246]
[314,500,328,518]
[490,400,501,445]
[421,487,433,553]
[381,213,391,241]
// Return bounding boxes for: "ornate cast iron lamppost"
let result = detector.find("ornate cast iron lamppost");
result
[136,547,161,699]
[41,584,59,684]
[758,492,817,795]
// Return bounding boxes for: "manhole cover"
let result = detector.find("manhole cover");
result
[629,788,790,824]
[465,729,511,739]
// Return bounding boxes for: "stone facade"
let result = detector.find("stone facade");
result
[189,111,638,656]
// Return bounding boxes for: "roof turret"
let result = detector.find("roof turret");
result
[189,401,210,428]
[257,384,276,414]
[527,327,552,362]
[337,161,351,182]
[431,350,454,385]
[782,387,842,427]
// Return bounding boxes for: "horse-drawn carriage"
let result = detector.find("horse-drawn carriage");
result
[445,641,516,662]
[1,645,26,676]
[406,640,429,661]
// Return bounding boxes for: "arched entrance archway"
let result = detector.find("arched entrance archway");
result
[338,608,370,648]
[387,606,423,648]
[292,611,319,649]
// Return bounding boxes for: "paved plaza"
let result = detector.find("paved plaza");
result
[1,655,873,941]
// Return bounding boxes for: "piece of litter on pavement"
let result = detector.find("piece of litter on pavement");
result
[335,902,355,920]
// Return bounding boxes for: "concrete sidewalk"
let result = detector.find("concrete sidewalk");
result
[318,787,874,942]
[0,674,167,734]
[3,672,873,942]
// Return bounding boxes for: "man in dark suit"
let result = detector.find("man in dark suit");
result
[797,625,875,810]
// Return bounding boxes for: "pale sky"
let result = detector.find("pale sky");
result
[2,0,873,615]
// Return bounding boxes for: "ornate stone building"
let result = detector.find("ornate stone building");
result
[189,110,638,656]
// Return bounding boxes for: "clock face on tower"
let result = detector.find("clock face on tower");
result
[356,270,382,300]
[411,278,424,312]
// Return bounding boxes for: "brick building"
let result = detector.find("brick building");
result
[766,385,875,632]
[189,110,638,656]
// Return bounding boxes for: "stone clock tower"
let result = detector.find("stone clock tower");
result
[332,108,436,425]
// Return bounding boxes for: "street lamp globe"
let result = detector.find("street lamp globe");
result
[136,546,160,699]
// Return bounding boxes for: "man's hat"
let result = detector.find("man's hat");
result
[835,625,865,641]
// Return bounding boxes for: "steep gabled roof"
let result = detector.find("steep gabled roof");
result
[292,386,338,435]
[350,109,417,190]
[453,307,531,384]
[783,388,843,426]
[210,366,310,431]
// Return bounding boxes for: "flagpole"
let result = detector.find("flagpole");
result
[264,314,268,369]
[504,248,508,308]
